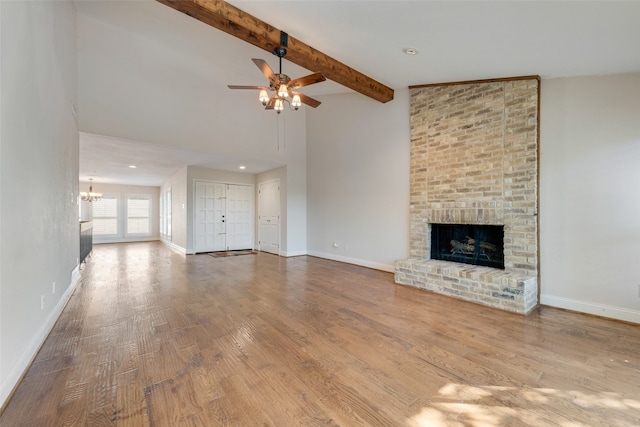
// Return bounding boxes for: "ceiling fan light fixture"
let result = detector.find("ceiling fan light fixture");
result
[229,57,324,114]
[258,89,269,105]
[277,83,289,98]
[274,98,284,113]
[291,94,302,110]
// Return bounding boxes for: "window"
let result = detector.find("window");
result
[126,194,151,236]
[160,188,172,240]
[93,195,119,236]
[166,188,172,240]
[160,192,165,237]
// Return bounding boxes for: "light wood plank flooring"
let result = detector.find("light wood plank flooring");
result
[1,241,639,426]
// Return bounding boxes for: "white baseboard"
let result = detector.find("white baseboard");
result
[541,294,640,324]
[306,250,395,273]
[0,266,82,409]
[160,239,187,254]
[281,250,307,257]
[94,236,159,244]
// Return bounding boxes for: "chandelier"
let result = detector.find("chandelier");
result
[80,178,102,202]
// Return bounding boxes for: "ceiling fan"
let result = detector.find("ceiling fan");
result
[228,46,326,113]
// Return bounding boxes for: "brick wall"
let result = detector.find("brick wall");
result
[397,77,539,314]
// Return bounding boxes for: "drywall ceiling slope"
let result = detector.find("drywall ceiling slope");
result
[75,0,640,186]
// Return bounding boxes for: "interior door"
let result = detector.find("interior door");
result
[258,180,280,254]
[195,181,226,252]
[225,184,254,250]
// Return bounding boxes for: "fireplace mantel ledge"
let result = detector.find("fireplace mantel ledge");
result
[395,259,538,315]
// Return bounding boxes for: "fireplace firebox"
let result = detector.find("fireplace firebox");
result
[430,224,505,269]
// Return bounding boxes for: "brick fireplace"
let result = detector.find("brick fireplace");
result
[395,77,540,314]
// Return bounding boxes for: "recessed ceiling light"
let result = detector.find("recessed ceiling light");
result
[402,48,419,55]
[239,165,246,170]
[128,165,137,168]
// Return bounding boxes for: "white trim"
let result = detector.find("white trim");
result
[306,250,395,273]
[161,238,187,254]
[0,267,82,408]
[541,294,640,324]
[281,250,307,257]
[94,236,159,244]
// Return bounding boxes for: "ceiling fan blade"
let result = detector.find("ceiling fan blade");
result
[292,92,322,108]
[227,85,270,90]
[288,73,326,90]
[252,58,275,81]
[264,95,278,110]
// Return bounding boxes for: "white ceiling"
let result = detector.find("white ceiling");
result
[76,0,640,186]
[79,132,282,185]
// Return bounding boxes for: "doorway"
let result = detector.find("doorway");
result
[194,181,253,253]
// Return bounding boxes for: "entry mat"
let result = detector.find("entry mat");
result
[207,250,258,257]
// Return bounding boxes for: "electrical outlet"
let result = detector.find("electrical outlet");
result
[52,282,56,294]
[333,242,338,249]
[41,294,44,310]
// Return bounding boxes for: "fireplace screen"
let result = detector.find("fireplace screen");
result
[430,224,505,269]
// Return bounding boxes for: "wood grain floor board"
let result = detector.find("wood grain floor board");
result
[2,241,640,426]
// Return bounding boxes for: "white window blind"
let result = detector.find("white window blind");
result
[93,195,118,236]
[127,194,151,235]
[159,192,165,238]
[166,188,172,239]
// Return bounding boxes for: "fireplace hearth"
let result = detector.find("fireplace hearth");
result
[431,224,504,269]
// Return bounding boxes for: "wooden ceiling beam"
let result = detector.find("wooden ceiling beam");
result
[155,0,394,103]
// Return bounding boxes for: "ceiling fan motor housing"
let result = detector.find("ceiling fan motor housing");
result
[271,73,291,91]
[274,46,287,58]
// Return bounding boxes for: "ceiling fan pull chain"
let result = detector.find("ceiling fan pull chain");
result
[276,113,281,151]
[275,112,286,152]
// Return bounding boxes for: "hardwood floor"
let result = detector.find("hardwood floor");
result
[1,242,639,426]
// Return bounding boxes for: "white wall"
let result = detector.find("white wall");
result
[285,160,308,257]
[0,0,79,407]
[82,182,160,244]
[540,73,640,323]
[160,166,188,252]
[306,90,411,271]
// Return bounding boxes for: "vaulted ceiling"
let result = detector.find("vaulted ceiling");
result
[76,0,640,185]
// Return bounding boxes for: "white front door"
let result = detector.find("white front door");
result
[258,180,280,254]
[195,181,226,252]
[195,181,254,253]
[225,184,254,250]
